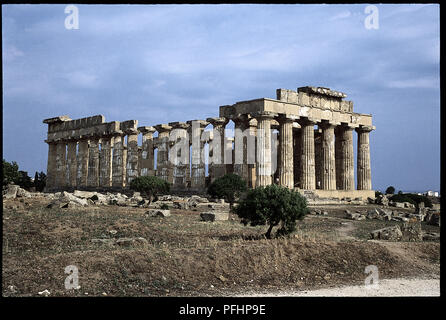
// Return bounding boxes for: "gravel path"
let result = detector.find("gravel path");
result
[236,278,440,297]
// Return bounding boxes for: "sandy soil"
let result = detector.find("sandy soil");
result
[235,277,440,297]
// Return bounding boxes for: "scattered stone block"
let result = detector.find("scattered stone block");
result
[146,209,171,217]
[370,226,402,241]
[200,211,229,222]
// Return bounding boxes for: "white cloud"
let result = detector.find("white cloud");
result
[386,77,439,89]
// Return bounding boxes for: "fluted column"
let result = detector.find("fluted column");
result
[169,122,190,189]
[154,124,173,183]
[335,124,355,190]
[293,124,302,188]
[66,139,77,187]
[299,118,317,190]
[314,129,322,189]
[207,117,228,182]
[320,121,337,190]
[138,126,156,177]
[77,138,89,187]
[55,140,67,187]
[233,116,250,183]
[247,119,257,188]
[125,128,139,185]
[187,120,208,191]
[278,115,296,189]
[87,136,100,187]
[45,141,57,189]
[255,112,277,187]
[112,132,125,187]
[99,136,113,187]
[356,125,374,190]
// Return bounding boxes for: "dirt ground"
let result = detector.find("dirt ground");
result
[2,197,440,297]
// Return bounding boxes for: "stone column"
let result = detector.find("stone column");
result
[55,140,67,188]
[314,129,322,189]
[278,115,296,189]
[299,118,317,190]
[255,112,277,187]
[138,126,156,177]
[356,125,374,190]
[293,124,302,188]
[206,117,228,182]
[233,116,250,183]
[125,128,139,185]
[112,132,125,187]
[99,136,113,187]
[247,119,257,188]
[320,121,337,190]
[187,120,209,191]
[66,139,78,187]
[169,122,190,189]
[76,138,89,187]
[154,124,173,183]
[45,141,57,189]
[335,124,355,190]
[87,136,100,187]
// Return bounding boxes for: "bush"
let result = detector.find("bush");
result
[234,184,309,239]
[375,190,383,198]
[207,173,247,208]
[160,203,169,210]
[385,186,395,194]
[34,171,46,192]
[3,159,19,186]
[129,176,170,205]
[389,193,432,208]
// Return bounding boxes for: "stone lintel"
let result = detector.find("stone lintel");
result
[253,111,278,119]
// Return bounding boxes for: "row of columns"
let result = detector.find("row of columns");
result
[46,115,373,191]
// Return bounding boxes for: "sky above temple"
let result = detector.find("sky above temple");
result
[2,4,440,193]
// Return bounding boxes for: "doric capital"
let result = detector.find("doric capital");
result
[278,114,299,124]
[186,119,209,129]
[298,116,318,126]
[206,117,229,128]
[154,124,173,133]
[169,121,190,130]
[355,125,375,133]
[138,126,156,134]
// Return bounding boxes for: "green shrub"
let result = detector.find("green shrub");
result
[160,203,169,210]
[3,159,19,186]
[234,184,309,239]
[207,173,247,208]
[385,186,395,194]
[389,193,432,208]
[375,190,383,198]
[129,176,170,205]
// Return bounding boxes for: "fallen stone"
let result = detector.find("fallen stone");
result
[400,221,423,241]
[200,211,229,222]
[146,209,171,217]
[189,195,209,203]
[173,201,189,210]
[366,209,380,219]
[422,232,440,241]
[3,184,19,199]
[345,211,365,221]
[16,187,31,198]
[370,226,402,241]
[426,212,440,226]
[73,190,97,199]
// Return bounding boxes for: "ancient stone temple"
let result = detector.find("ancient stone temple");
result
[43,86,375,199]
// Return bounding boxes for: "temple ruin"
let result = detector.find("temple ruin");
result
[43,86,375,199]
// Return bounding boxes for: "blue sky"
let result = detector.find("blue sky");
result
[2,4,440,192]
